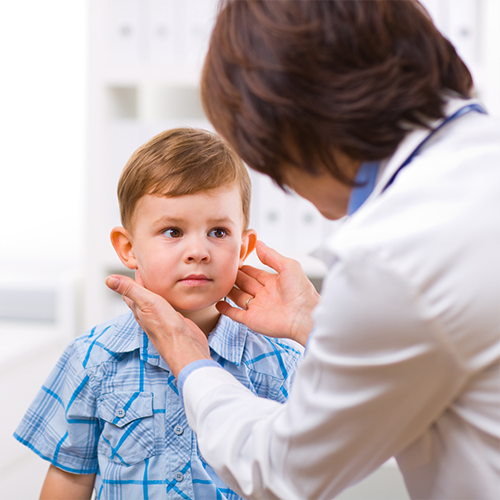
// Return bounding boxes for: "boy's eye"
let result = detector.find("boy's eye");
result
[163,228,182,238]
[208,228,227,238]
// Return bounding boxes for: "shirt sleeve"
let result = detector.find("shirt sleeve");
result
[14,340,99,474]
[182,252,468,500]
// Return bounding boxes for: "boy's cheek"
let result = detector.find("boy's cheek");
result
[219,268,240,296]
[135,266,164,296]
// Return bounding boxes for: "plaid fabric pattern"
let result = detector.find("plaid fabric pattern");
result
[14,311,302,500]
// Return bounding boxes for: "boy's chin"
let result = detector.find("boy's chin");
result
[153,290,227,316]
[168,300,222,316]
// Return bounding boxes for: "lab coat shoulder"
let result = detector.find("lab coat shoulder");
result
[325,110,500,374]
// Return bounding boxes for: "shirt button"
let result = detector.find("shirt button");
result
[174,425,184,435]
[175,472,184,482]
[115,408,126,418]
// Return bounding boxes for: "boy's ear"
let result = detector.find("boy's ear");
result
[110,226,137,270]
[239,229,257,266]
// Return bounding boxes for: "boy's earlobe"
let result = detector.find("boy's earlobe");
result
[110,227,137,270]
[239,229,258,265]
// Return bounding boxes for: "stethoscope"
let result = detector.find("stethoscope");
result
[348,103,487,215]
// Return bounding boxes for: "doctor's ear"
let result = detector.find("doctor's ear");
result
[110,226,137,270]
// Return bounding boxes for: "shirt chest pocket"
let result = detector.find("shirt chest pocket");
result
[97,391,155,465]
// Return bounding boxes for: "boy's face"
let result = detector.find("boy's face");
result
[111,185,256,316]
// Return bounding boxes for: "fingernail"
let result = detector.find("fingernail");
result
[106,276,120,290]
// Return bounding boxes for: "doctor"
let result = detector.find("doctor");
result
[106,1,500,499]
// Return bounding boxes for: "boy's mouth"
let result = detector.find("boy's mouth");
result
[179,274,212,286]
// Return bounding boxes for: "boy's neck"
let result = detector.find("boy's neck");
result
[180,304,221,338]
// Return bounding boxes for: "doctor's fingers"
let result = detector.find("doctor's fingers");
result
[235,267,267,295]
[226,285,255,311]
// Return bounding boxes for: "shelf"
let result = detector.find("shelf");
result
[101,64,202,87]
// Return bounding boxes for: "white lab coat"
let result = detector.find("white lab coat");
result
[183,98,500,500]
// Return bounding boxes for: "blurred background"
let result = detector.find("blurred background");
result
[0,1,499,498]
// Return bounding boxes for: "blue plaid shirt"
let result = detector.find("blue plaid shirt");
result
[14,311,302,500]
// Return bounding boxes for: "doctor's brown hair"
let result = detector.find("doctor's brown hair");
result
[201,0,473,186]
[117,127,251,230]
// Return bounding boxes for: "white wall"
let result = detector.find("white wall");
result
[0,0,87,279]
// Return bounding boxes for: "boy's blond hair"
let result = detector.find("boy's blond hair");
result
[118,127,251,230]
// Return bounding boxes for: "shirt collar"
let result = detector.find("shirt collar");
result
[207,312,248,366]
[105,310,247,370]
[347,161,381,215]
[97,312,143,354]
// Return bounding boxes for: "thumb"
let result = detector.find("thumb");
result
[106,274,157,311]
[255,240,289,273]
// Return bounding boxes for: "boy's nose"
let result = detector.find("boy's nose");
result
[185,238,210,263]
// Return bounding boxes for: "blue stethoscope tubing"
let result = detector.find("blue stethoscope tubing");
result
[381,103,487,193]
[347,103,487,215]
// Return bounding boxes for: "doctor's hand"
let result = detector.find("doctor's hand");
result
[217,241,320,347]
[105,271,210,378]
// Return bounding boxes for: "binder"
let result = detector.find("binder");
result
[449,0,478,68]
[147,0,177,65]
[293,195,325,255]
[107,120,144,227]
[107,0,142,64]
[255,174,290,255]
[184,0,218,68]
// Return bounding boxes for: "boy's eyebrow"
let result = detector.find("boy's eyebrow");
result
[206,217,238,226]
[152,215,238,227]
[152,216,186,227]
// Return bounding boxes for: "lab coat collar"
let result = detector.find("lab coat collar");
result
[311,96,485,269]
[371,96,484,201]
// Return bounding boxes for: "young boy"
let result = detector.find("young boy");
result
[14,128,302,500]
